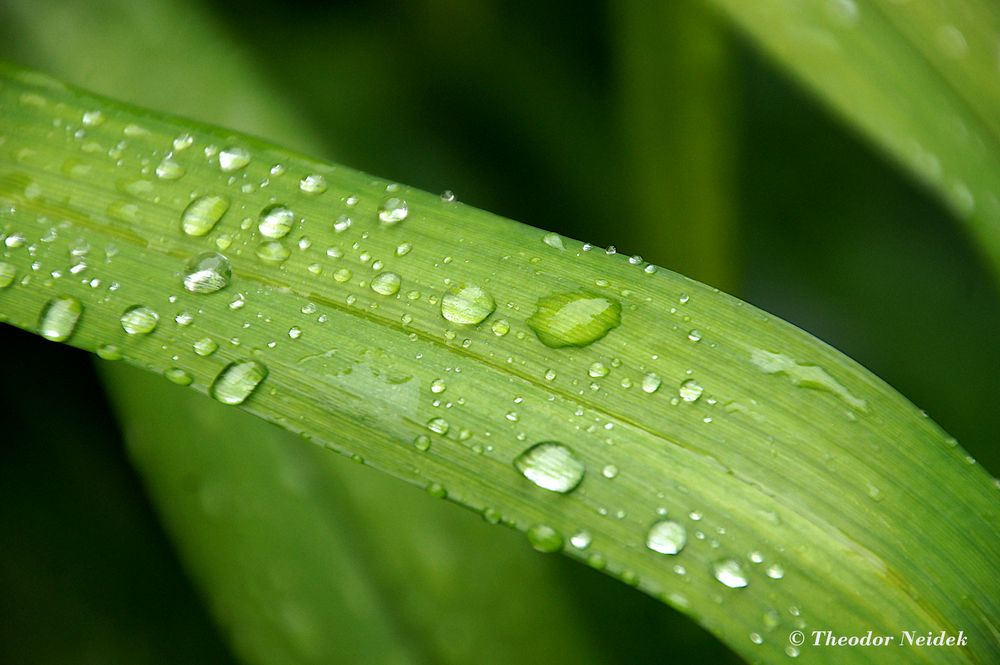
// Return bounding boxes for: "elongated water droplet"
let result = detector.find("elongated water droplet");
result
[210,359,268,405]
[165,368,193,386]
[646,520,687,555]
[298,174,328,194]
[0,261,16,288]
[542,232,564,249]
[527,291,621,348]
[526,524,564,553]
[181,195,229,237]
[218,146,250,172]
[38,296,82,342]
[370,272,401,296]
[96,343,122,360]
[514,442,585,493]
[750,349,868,411]
[441,283,495,325]
[255,241,290,264]
[679,379,703,402]
[713,559,749,588]
[642,372,662,393]
[427,417,450,435]
[155,158,185,180]
[183,252,231,293]
[378,197,409,224]
[258,204,295,239]
[193,337,218,356]
[120,305,159,335]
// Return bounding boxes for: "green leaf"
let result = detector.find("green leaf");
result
[704,0,1000,285]
[1,65,997,665]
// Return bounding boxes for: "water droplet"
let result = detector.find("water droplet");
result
[165,367,193,386]
[299,174,328,194]
[679,378,703,402]
[258,204,295,239]
[173,134,194,151]
[430,378,447,394]
[601,464,618,479]
[542,232,564,249]
[588,361,609,378]
[440,190,456,203]
[527,291,621,348]
[713,559,749,588]
[526,524,563,553]
[0,262,16,288]
[514,442,585,493]
[96,343,122,360]
[255,241,290,264]
[491,319,510,336]
[641,372,661,393]
[120,305,159,335]
[414,434,431,451]
[749,633,763,645]
[441,283,496,325]
[936,25,968,59]
[210,359,268,405]
[646,520,687,554]
[370,272,401,296]
[218,146,250,172]
[785,646,800,658]
[181,195,229,236]
[687,329,702,342]
[332,215,352,233]
[427,417,450,435]
[570,531,592,549]
[155,158,185,180]
[378,197,409,224]
[750,349,868,411]
[766,563,784,579]
[81,110,105,127]
[544,368,557,381]
[193,337,218,356]
[183,252,232,293]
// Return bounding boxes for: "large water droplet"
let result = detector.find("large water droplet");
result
[526,524,564,553]
[183,252,232,293]
[120,305,159,335]
[218,146,250,172]
[646,520,687,555]
[258,204,295,239]
[441,283,495,325]
[38,296,82,342]
[181,195,229,237]
[255,241,290,264]
[713,559,749,588]
[370,272,401,296]
[527,291,621,348]
[750,349,868,411]
[298,174,328,194]
[210,359,268,405]
[514,442,585,493]
[378,197,409,224]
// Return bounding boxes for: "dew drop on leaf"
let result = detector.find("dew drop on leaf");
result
[183,252,232,294]
[120,305,159,335]
[210,359,268,405]
[193,337,219,356]
[0,261,16,288]
[96,343,123,361]
[165,367,193,386]
[713,559,750,588]
[440,283,496,325]
[298,174,328,194]
[646,520,687,555]
[427,417,450,435]
[526,291,621,348]
[641,372,662,393]
[679,378,704,402]
[255,241,290,264]
[38,296,82,342]
[218,146,250,172]
[370,272,401,296]
[526,524,564,553]
[514,441,585,493]
[378,197,409,224]
[181,195,229,237]
[258,204,295,239]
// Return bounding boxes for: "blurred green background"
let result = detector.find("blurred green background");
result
[1,1,997,663]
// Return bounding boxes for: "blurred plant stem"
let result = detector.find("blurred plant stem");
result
[615,0,738,292]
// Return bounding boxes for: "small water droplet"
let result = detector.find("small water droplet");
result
[713,559,749,588]
[288,326,302,340]
[542,232,564,249]
[210,359,268,405]
[81,110,105,127]
[526,524,563,553]
[183,252,232,293]
[255,241,290,264]
[218,146,250,172]
[0,262,16,288]
[193,337,218,356]
[427,417,450,435]
[646,520,687,555]
[120,305,159,335]
[441,283,496,325]
[370,272,401,296]
[334,268,353,283]
[641,372,661,393]
[96,343,122,360]
[258,204,295,239]
[588,361,609,378]
[180,195,229,237]
[749,633,763,645]
[333,215,352,233]
[687,329,702,342]
[429,378,447,394]
[165,368,193,386]
[378,197,409,224]
[570,531,592,550]
[527,291,621,348]
[491,319,510,336]
[395,242,412,257]
[298,173,328,194]
[766,563,784,579]
[601,464,618,479]
[679,379,703,402]
[439,190,456,203]
[514,441,585,493]
[155,158,185,180]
